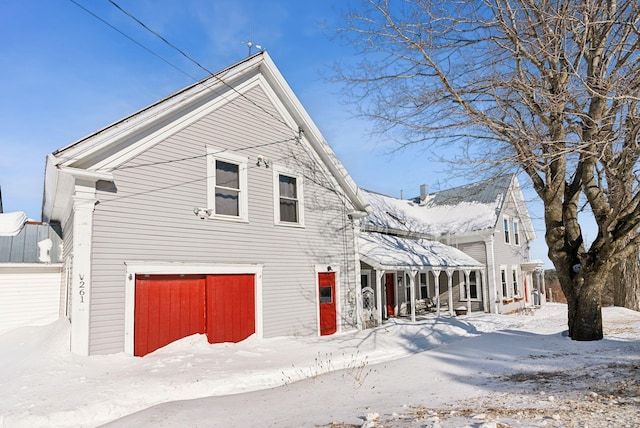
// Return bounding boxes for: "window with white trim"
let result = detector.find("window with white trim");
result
[207,147,248,221]
[273,166,304,226]
[512,267,520,296]
[460,271,479,300]
[419,272,429,299]
[513,220,520,246]
[503,217,510,244]
[501,268,508,298]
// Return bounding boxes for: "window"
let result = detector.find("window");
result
[512,268,519,296]
[360,270,371,290]
[207,147,248,221]
[460,271,479,300]
[503,217,510,243]
[501,268,508,298]
[419,272,429,299]
[319,286,333,303]
[273,166,304,226]
[513,221,520,246]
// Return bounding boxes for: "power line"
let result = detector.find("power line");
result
[68,0,199,81]
[104,0,297,134]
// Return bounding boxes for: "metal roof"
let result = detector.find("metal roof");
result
[424,175,513,206]
[0,222,62,263]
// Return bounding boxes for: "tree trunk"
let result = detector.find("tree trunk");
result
[606,242,640,312]
[564,272,604,340]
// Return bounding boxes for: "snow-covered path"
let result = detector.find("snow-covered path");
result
[1,304,638,427]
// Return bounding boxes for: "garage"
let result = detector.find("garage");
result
[134,273,255,356]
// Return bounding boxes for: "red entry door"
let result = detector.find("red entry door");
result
[206,274,255,344]
[385,273,396,317]
[318,272,337,335]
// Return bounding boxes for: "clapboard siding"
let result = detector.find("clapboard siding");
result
[88,84,358,354]
[0,266,62,332]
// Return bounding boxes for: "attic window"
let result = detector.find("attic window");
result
[386,211,406,226]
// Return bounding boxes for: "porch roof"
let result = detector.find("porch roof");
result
[359,232,483,271]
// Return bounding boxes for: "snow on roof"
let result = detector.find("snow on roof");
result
[359,232,483,270]
[362,189,499,237]
[0,212,27,237]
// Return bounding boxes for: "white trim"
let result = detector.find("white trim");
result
[124,262,264,356]
[0,263,63,270]
[500,265,508,299]
[272,164,305,227]
[69,182,98,356]
[206,147,249,222]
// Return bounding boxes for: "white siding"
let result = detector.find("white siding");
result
[87,85,359,354]
[0,265,63,333]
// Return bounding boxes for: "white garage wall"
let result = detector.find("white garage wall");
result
[0,264,63,334]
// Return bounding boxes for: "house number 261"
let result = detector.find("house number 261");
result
[79,274,86,304]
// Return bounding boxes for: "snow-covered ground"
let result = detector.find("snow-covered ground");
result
[1,303,638,427]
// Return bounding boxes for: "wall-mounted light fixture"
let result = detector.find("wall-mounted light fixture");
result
[256,155,271,168]
[193,207,212,220]
[327,266,333,272]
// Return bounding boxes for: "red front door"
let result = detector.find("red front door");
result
[385,273,396,317]
[318,272,337,335]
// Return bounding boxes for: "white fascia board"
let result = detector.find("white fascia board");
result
[260,53,371,216]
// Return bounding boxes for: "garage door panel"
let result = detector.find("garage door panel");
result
[134,275,206,357]
[206,274,255,344]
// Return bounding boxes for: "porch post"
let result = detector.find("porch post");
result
[446,269,454,316]
[432,269,442,316]
[480,269,488,312]
[408,269,417,322]
[464,269,472,314]
[376,270,384,322]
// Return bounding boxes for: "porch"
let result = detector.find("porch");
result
[358,232,485,328]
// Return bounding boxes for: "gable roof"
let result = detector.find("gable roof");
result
[362,174,535,241]
[43,52,371,221]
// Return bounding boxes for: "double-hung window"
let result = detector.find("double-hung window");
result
[501,268,508,298]
[512,267,520,296]
[460,271,479,300]
[513,220,520,246]
[273,165,304,226]
[503,217,511,244]
[207,147,248,221]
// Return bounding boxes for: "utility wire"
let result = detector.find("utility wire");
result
[68,0,199,81]
[104,0,297,135]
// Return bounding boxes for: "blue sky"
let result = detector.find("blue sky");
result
[0,0,552,266]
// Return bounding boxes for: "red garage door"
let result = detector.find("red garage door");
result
[206,274,255,344]
[134,273,255,356]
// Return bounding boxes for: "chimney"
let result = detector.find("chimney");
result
[420,184,429,202]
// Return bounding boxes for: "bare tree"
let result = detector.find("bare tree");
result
[335,0,640,340]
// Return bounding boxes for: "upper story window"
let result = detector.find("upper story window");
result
[503,217,511,244]
[513,220,520,246]
[273,165,304,226]
[207,147,248,222]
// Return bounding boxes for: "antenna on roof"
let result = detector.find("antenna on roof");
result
[242,26,264,57]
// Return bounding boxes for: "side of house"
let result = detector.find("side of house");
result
[43,53,370,356]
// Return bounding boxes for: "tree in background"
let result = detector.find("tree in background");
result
[335,0,640,339]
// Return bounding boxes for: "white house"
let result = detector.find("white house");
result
[42,52,371,356]
[359,175,544,322]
